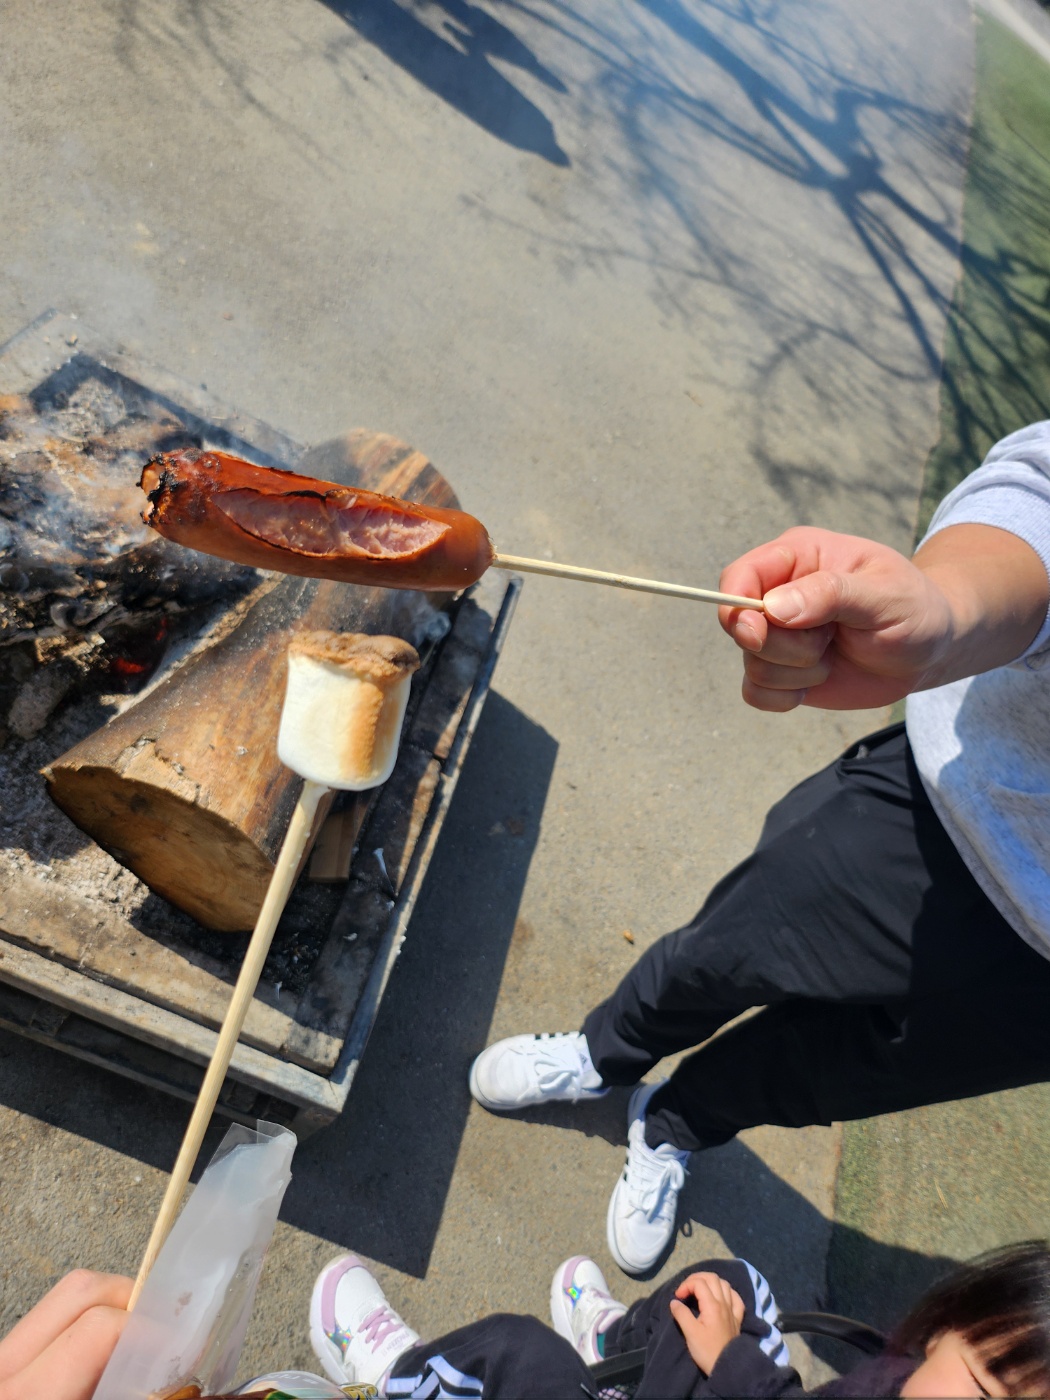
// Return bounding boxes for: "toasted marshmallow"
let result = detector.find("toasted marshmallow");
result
[278,631,420,790]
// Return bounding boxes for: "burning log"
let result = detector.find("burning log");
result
[43,431,456,933]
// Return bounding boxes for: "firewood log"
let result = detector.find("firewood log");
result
[42,432,456,931]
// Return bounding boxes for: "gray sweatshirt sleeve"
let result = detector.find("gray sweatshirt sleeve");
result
[921,419,1050,655]
[906,420,1050,958]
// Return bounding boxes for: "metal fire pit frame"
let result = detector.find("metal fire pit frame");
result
[0,310,520,1136]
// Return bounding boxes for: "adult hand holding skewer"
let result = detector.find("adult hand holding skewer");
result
[717,524,1050,712]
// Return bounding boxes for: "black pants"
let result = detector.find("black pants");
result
[582,725,1050,1152]
[385,1258,788,1400]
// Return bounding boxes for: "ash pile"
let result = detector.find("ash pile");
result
[0,370,256,747]
[0,354,280,972]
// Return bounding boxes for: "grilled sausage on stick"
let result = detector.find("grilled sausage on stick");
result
[141,447,764,609]
[140,447,495,591]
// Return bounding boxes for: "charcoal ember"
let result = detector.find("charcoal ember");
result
[0,376,259,740]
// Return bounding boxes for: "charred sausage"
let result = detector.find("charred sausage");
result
[140,447,494,591]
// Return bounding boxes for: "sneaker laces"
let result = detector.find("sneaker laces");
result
[360,1304,408,1352]
[517,1036,591,1095]
[623,1134,686,1221]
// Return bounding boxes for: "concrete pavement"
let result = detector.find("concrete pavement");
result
[0,0,975,1383]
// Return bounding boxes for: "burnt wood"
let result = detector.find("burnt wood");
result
[43,432,459,931]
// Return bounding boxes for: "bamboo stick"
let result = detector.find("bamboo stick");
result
[129,779,328,1308]
[490,554,764,610]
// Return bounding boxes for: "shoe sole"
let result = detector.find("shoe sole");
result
[549,1256,589,1344]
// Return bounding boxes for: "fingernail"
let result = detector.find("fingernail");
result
[765,586,804,623]
[734,621,759,650]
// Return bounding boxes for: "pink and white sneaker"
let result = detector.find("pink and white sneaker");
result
[309,1254,420,1389]
[550,1256,628,1365]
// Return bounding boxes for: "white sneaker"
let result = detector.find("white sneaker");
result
[550,1255,628,1365]
[607,1081,689,1275]
[309,1254,419,1388]
[469,1032,607,1111]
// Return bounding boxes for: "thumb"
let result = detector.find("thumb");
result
[763,569,884,631]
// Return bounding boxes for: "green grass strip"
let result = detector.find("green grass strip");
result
[916,13,1050,538]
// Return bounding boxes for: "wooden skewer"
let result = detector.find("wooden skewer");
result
[129,779,328,1309]
[490,554,765,611]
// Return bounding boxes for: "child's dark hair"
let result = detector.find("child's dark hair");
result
[893,1241,1050,1396]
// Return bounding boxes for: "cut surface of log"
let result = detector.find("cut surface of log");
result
[44,432,458,931]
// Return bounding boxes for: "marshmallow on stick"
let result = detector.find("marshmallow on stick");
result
[131,630,419,1308]
[278,630,420,789]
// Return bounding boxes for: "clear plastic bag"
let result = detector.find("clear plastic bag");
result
[95,1121,296,1400]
